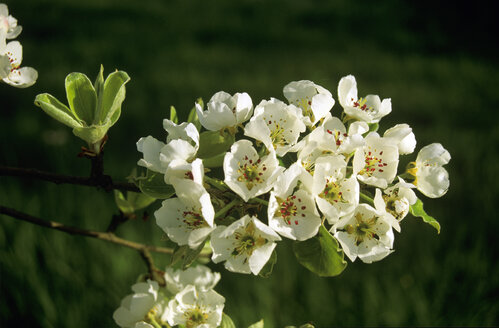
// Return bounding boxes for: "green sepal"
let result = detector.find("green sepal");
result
[220,313,236,328]
[73,124,110,145]
[202,152,226,168]
[170,105,179,124]
[34,93,82,128]
[293,225,347,277]
[258,249,277,278]
[98,70,130,126]
[188,98,203,131]
[197,130,235,159]
[65,72,97,125]
[138,170,176,199]
[409,199,441,234]
[367,122,379,133]
[114,190,156,214]
[248,319,264,328]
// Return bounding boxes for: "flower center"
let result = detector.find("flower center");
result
[345,213,379,246]
[326,129,347,147]
[269,122,287,148]
[359,149,388,176]
[320,179,346,204]
[182,209,208,229]
[297,98,314,121]
[232,221,267,258]
[185,307,208,328]
[275,195,306,225]
[352,97,374,113]
[237,156,265,190]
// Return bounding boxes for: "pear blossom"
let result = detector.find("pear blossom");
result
[0,37,37,88]
[163,119,200,146]
[338,75,391,123]
[164,265,221,295]
[223,139,284,202]
[137,136,167,173]
[211,215,281,275]
[165,158,204,185]
[196,91,253,131]
[374,178,417,224]
[409,143,451,198]
[283,80,335,126]
[113,280,168,328]
[353,132,399,188]
[333,204,394,263]
[383,124,417,155]
[166,285,225,328]
[244,98,306,156]
[306,155,359,225]
[155,178,215,248]
[0,4,22,39]
[268,163,321,241]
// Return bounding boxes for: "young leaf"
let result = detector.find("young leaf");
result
[220,313,236,328]
[65,72,97,125]
[34,93,82,128]
[72,124,109,145]
[114,190,134,214]
[188,98,203,131]
[202,152,226,168]
[126,192,156,211]
[94,65,105,120]
[258,249,277,278]
[409,198,441,234]
[197,130,235,159]
[182,239,207,269]
[170,105,179,124]
[99,70,130,125]
[248,319,264,328]
[170,245,188,266]
[293,225,347,277]
[138,170,175,199]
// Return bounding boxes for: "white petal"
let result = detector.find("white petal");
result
[137,136,166,173]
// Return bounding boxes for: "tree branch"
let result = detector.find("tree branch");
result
[0,166,140,193]
[0,205,173,255]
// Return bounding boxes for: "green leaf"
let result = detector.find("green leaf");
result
[258,249,277,278]
[138,170,175,199]
[293,225,347,277]
[34,93,82,128]
[188,98,203,131]
[367,122,379,133]
[202,152,226,168]
[72,124,109,145]
[182,240,207,269]
[99,70,130,125]
[170,245,188,266]
[170,106,179,124]
[219,313,236,328]
[94,65,105,120]
[197,130,235,159]
[65,72,97,125]
[248,320,264,328]
[114,190,135,214]
[409,199,441,234]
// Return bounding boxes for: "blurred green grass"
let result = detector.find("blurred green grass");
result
[1,0,498,327]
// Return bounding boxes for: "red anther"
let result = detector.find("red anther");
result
[301,206,306,210]
[295,220,299,225]
[268,120,272,124]
[379,169,384,172]
[379,151,383,155]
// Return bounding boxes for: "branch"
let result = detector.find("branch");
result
[0,166,140,193]
[139,249,166,286]
[0,205,173,255]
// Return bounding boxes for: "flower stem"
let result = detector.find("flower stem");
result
[204,175,228,191]
[214,199,240,219]
[359,192,374,206]
[250,197,269,206]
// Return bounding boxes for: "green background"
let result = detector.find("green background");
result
[1,0,497,327]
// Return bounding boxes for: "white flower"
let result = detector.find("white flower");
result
[196,91,253,131]
[223,139,284,202]
[409,143,451,198]
[333,204,394,263]
[374,178,417,225]
[164,265,221,295]
[113,280,168,328]
[137,136,167,173]
[383,123,417,155]
[244,98,306,156]
[211,215,281,275]
[0,4,22,39]
[353,132,399,188]
[166,285,225,328]
[165,158,204,185]
[163,119,200,147]
[283,80,335,126]
[155,178,215,248]
[307,155,359,225]
[0,37,37,88]
[338,75,391,123]
[268,163,321,241]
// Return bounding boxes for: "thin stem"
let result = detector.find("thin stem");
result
[249,197,269,206]
[359,191,375,206]
[214,199,239,219]
[139,249,166,286]
[0,166,140,193]
[0,205,173,255]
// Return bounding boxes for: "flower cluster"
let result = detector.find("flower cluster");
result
[0,3,37,88]
[138,76,450,275]
[114,265,225,328]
